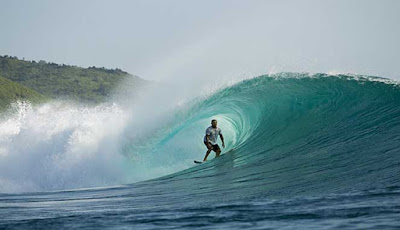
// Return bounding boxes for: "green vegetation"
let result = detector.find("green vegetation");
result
[0,55,145,104]
[0,75,48,110]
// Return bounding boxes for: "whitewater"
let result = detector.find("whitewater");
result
[1,73,400,229]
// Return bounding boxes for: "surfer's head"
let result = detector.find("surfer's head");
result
[211,119,217,128]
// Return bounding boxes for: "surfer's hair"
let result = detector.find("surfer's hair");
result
[211,119,217,123]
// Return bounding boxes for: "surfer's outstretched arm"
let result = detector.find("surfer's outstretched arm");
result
[220,134,225,148]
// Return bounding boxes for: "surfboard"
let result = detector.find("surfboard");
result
[194,160,203,164]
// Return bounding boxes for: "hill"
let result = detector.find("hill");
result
[0,55,146,103]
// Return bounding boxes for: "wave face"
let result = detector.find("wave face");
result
[1,73,400,229]
[147,73,400,199]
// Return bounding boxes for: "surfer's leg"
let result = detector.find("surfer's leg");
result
[203,149,212,161]
[214,144,221,157]
[203,141,212,161]
[216,149,221,157]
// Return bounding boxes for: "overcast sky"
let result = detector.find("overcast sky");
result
[1,0,399,82]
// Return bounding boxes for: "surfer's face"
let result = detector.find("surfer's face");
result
[212,120,217,128]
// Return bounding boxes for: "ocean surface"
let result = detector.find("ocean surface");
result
[1,73,400,229]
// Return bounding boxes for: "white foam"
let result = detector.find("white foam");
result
[0,101,135,193]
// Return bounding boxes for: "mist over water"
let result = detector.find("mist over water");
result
[0,101,128,192]
[0,75,239,193]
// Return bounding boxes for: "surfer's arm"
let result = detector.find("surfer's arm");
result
[220,134,225,148]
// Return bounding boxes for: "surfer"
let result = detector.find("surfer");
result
[203,119,225,161]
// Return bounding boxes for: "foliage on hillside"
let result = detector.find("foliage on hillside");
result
[0,75,48,110]
[0,55,145,103]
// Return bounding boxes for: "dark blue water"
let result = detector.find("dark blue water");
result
[1,179,399,229]
[1,73,400,229]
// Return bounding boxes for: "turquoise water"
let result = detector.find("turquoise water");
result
[1,73,400,229]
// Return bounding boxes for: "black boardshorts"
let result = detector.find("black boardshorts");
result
[204,141,221,151]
